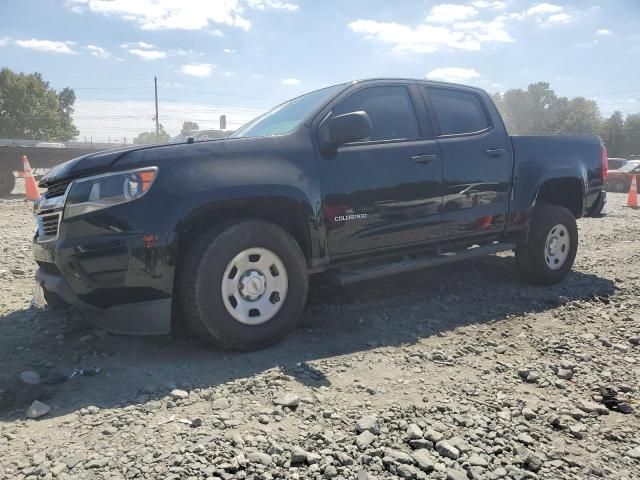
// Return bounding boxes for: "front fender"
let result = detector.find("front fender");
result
[157,155,324,270]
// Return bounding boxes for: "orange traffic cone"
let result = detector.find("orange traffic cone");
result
[627,175,638,209]
[22,156,40,201]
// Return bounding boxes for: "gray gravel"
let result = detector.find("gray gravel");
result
[0,190,639,479]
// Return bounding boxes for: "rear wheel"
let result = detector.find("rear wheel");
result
[515,205,578,285]
[178,220,309,351]
[0,168,16,196]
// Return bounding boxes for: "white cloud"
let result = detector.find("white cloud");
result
[170,48,202,56]
[246,0,298,11]
[14,38,77,54]
[453,16,513,43]
[471,1,506,8]
[282,78,301,85]
[426,67,481,83]
[526,3,563,16]
[251,73,265,79]
[120,41,167,60]
[544,13,572,24]
[179,63,215,77]
[597,29,612,36]
[66,0,298,31]
[0,37,11,47]
[349,14,512,54]
[85,44,111,58]
[223,48,236,54]
[427,4,478,24]
[525,3,573,26]
[128,48,166,60]
[121,41,155,49]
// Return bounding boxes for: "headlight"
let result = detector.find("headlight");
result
[64,167,158,219]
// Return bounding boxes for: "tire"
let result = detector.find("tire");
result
[608,181,626,193]
[44,289,70,309]
[515,205,578,286]
[178,220,309,351]
[0,168,16,196]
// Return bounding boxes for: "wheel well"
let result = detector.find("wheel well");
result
[176,198,312,268]
[536,178,583,218]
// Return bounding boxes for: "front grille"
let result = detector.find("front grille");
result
[35,180,72,243]
[36,210,62,242]
[44,180,72,199]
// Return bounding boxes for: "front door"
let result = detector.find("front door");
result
[424,86,513,238]
[320,84,444,258]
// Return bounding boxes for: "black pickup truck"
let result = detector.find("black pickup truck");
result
[33,79,607,350]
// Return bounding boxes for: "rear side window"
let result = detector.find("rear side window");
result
[427,88,489,136]
[332,86,419,142]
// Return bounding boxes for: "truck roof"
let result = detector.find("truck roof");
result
[349,77,487,92]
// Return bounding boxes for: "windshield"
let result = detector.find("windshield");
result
[230,84,345,138]
[618,162,640,173]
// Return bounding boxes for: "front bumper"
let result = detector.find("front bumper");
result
[32,202,174,335]
[35,267,171,335]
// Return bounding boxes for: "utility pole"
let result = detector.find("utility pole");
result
[154,76,160,142]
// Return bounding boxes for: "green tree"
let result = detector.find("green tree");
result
[555,97,601,134]
[180,121,199,136]
[0,67,79,140]
[58,87,79,140]
[493,81,602,136]
[133,124,170,144]
[602,111,626,157]
[624,114,640,157]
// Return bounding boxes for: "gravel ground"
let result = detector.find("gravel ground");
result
[0,182,639,480]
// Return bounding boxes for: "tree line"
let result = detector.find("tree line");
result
[493,82,640,158]
[133,121,199,144]
[0,68,79,141]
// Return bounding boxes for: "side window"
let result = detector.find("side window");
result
[427,88,490,136]
[332,86,419,142]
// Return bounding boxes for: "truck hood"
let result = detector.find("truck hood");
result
[38,139,235,187]
[39,134,295,188]
[39,144,154,187]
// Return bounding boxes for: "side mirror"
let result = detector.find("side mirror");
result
[328,111,372,146]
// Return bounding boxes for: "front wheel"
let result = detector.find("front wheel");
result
[515,205,578,285]
[178,220,309,351]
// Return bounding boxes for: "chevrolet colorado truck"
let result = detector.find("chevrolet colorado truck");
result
[33,79,608,350]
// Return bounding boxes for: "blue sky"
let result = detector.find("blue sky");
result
[1,0,639,142]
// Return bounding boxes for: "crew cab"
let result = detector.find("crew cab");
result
[33,79,607,350]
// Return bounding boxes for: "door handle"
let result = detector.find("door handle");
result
[485,148,506,158]
[411,154,439,164]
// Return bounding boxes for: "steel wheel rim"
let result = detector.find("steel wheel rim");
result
[221,248,288,325]
[544,224,570,271]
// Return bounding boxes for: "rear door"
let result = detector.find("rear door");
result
[423,86,513,238]
[319,82,444,258]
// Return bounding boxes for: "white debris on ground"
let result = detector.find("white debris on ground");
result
[0,190,638,480]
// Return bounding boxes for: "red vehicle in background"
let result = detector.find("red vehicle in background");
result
[606,161,640,192]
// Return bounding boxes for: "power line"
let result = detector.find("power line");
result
[158,86,282,101]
